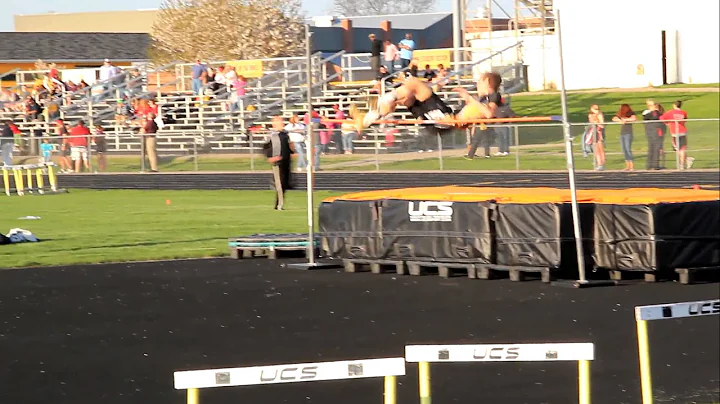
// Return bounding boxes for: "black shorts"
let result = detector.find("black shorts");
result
[95,142,107,153]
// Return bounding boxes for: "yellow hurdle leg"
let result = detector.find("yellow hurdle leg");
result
[36,168,44,193]
[26,167,33,193]
[48,165,57,192]
[637,320,654,404]
[14,168,24,196]
[3,169,9,196]
[187,388,199,404]
[419,362,431,404]
[384,375,397,404]
[578,360,591,404]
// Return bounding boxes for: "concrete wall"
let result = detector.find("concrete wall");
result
[14,10,158,33]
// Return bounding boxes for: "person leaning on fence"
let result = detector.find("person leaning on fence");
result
[612,104,637,171]
[587,105,606,170]
[660,100,693,169]
[264,116,293,211]
[642,100,666,170]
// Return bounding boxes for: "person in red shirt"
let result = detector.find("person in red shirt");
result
[660,100,692,169]
[68,120,91,172]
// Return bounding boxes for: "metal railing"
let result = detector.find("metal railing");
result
[6,118,716,174]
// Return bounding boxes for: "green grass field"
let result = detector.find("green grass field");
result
[0,189,341,269]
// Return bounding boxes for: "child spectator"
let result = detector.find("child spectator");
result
[40,136,53,164]
[588,104,606,170]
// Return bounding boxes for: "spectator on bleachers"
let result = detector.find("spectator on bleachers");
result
[431,64,449,91]
[68,120,91,173]
[204,67,219,94]
[99,59,121,98]
[398,33,415,70]
[134,99,152,119]
[408,63,419,78]
[369,34,383,74]
[24,96,42,121]
[332,104,345,154]
[384,40,399,74]
[191,59,207,96]
[231,75,247,111]
[422,65,436,82]
[148,99,160,116]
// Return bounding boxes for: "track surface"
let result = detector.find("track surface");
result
[60,170,720,191]
[1,258,718,404]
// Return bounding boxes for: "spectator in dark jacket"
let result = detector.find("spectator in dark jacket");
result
[642,99,665,170]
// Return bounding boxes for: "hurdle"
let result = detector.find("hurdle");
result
[173,357,405,404]
[2,163,59,196]
[405,342,594,404]
[635,299,720,404]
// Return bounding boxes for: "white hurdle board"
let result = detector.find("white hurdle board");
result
[635,299,720,321]
[174,357,406,390]
[405,343,595,363]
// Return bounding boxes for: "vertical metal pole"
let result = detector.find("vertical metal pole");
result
[487,0,493,66]
[437,133,443,170]
[556,10,587,283]
[375,128,380,172]
[452,0,462,73]
[140,133,146,172]
[193,137,198,172]
[304,24,317,265]
[249,129,255,171]
[514,124,520,170]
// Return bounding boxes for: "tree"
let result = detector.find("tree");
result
[149,0,306,64]
[332,0,436,16]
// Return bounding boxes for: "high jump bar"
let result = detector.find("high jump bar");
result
[322,116,563,125]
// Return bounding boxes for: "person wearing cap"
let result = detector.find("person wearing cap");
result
[68,119,91,172]
[99,59,120,99]
[369,34,383,74]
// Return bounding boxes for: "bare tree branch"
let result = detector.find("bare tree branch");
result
[333,0,436,16]
[150,0,306,65]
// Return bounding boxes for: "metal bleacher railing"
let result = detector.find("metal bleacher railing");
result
[4,44,526,157]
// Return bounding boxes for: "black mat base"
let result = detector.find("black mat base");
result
[1,258,718,404]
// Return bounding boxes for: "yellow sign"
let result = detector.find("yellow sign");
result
[226,59,264,78]
[412,49,452,69]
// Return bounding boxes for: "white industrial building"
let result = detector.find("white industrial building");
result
[468,0,720,91]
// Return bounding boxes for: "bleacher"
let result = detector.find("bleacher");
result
[2,44,527,156]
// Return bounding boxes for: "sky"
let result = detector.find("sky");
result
[0,0,515,32]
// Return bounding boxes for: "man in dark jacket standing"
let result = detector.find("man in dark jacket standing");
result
[265,116,293,210]
[1,120,16,166]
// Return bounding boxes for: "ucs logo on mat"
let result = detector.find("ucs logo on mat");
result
[408,201,454,222]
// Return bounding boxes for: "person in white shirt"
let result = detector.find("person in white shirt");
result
[98,59,120,99]
[383,40,399,74]
[284,114,307,171]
